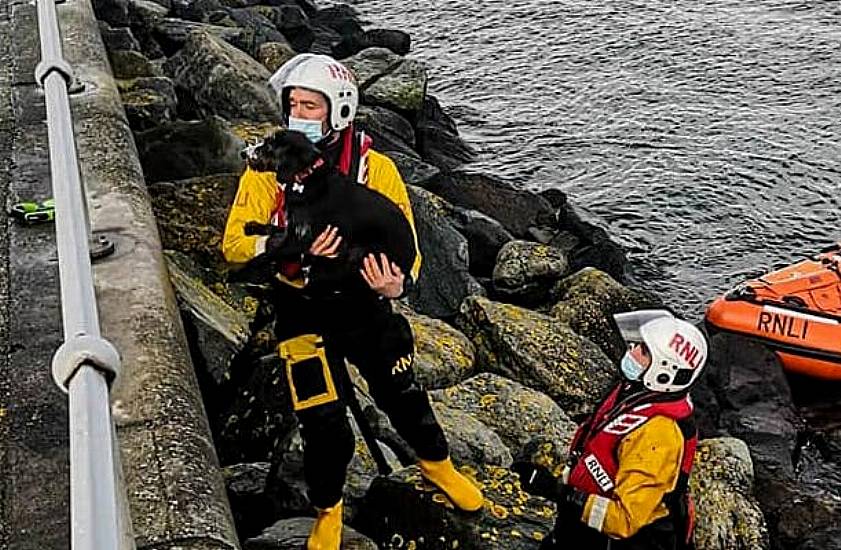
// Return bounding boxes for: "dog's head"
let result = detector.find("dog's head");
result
[253,129,325,185]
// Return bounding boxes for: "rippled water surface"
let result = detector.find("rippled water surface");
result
[355,0,841,318]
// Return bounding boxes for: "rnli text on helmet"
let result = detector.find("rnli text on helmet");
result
[669,333,702,369]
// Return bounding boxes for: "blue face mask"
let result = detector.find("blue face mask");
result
[620,352,646,381]
[288,116,325,143]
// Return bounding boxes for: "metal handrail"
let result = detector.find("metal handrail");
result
[33,0,133,548]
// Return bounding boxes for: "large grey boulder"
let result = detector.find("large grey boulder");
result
[108,49,162,79]
[456,296,615,417]
[493,240,570,308]
[205,7,289,57]
[290,0,318,17]
[328,26,414,60]
[432,402,512,468]
[309,3,363,54]
[540,188,629,282]
[147,170,260,352]
[399,305,476,390]
[127,0,169,59]
[224,462,284,541]
[418,170,556,239]
[245,517,377,549]
[415,124,476,171]
[252,4,309,35]
[431,373,577,463]
[407,185,485,319]
[99,22,142,51]
[704,334,801,477]
[355,105,417,159]
[447,206,514,279]
[415,95,477,170]
[698,332,841,549]
[548,267,663,361]
[309,3,362,35]
[255,40,297,74]
[163,29,281,122]
[363,28,411,56]
[354,465,554,549]
[344,47,428,113]
[136,119,245,183]
[93,0,130,27]
[152,18,247,55]
[147,172,239,264]
[691,437,769,550]
[253,4,313,52]
[307,23,348,57]
[360,29,412,55]
[170,0,252,21]
[388,151,440,186]
[165,251,251,387]
[118,76,178,131]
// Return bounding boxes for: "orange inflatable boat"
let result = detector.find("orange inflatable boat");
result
[705,243,841,380]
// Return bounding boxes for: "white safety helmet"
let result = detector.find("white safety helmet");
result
[613,310,708,393]
[268,53,359,132]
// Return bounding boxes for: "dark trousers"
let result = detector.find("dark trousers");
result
[273,285,448,508]
[540,515,686,550]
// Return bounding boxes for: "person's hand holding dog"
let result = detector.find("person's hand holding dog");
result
[361,253,404,299]
[306,228,405,297]
[309,225,342,258]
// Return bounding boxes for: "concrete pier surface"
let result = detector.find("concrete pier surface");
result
[0,0,240,547]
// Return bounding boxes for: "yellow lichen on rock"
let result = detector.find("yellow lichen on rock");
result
[490,503,509,519]
[230,121,281,143]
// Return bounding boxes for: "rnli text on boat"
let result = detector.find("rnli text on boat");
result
[758,311,809,340]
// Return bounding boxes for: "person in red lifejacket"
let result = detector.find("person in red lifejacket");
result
[222,54,483,550]
[513,310,708,550]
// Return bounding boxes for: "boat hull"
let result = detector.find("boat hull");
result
[705,244,841,380]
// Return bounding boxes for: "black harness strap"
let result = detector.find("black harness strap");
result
[347,129,364,186]
[664,415,698,550]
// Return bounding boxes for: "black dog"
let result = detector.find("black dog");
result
[231,129,416,295]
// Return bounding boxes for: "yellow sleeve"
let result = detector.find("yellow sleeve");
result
[222,167,278,264]
[366,150,423,282]
[581,416,683,539]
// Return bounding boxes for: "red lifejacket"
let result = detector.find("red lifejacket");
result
[271,125,372,279]
[567,385,698,541]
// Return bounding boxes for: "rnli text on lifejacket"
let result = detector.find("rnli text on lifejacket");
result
[583,454,615,492]
[757,311,809,339]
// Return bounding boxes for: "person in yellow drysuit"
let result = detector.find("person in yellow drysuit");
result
[513,310,708,550]
[222,53,483,550]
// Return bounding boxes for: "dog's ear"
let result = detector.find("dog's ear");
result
[263,130,282,147]
[283,130,322,164]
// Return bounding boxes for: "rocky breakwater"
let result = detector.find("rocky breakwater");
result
[86,0,838,547]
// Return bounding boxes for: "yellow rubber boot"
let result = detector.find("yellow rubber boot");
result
[307,500,343,550]
[418,457,484,512]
